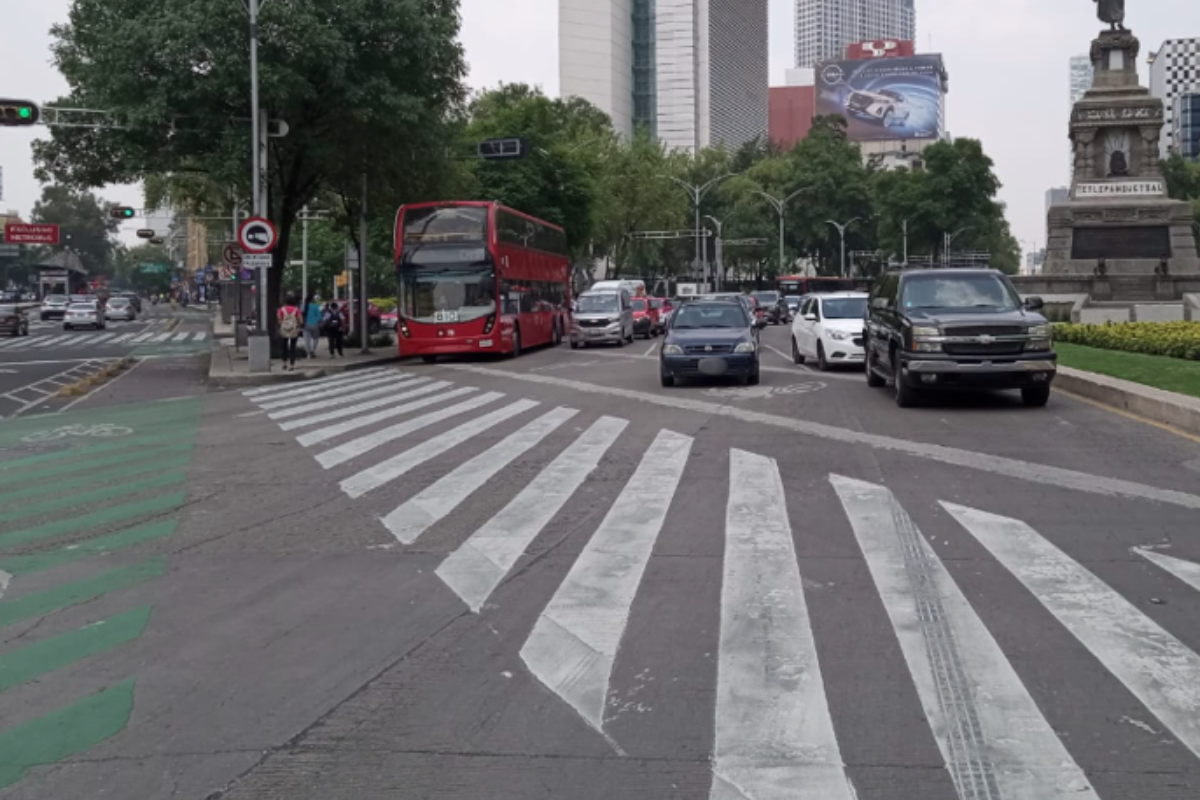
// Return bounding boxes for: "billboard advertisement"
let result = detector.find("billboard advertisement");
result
[815,55,945,142]
[846,39,915,60]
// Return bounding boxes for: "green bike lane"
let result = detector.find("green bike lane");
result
[0,385,459,799]
[0,399,200,791]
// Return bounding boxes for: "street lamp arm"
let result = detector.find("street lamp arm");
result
[698,171,739,198]
[661,175,697,200]
[784,185,817,205]
[754,191,783,214]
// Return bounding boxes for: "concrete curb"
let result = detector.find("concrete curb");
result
[206,340,407,387]
[1056,366,1200,437]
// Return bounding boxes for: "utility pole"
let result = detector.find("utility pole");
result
[756,187,816,275]
[705,215,724,290]
[359,172,370,354]
[826,218,862,278]
[664,173,738,290]
[900,214,921,265]
[247,0,264,331]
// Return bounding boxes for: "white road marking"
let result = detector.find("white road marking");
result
[762,342,793,364]
[382,407,579,543]
[4,337,41,350]
[59,357,147,413]
[833,478,1095,799]
[944,502,1200,761]
[257,373,413,410]
[110,333,136,344]
[279,382,462,432]
[149,332,174,343]
[338,398,537,493]
[129,332,156,343]
[0,569,10,601]
[445,365,1200,511]
[436,415,627,612]
[642,342,659,358]
[89,333,118,346]
[269,377,428,420]
[519,429,691,733]
[297,388,492,447]
[0,339,24,350]
[710,453,854,800]
[193,332,208,341]
[1134,548,1200,593]
[171,332,191,342]
[243,367,393,401]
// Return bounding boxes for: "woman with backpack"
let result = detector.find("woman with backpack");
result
[323,300,346,358]
[277,293,303,371]
[301,293,322,359]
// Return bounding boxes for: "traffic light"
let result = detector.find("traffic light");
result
[0,99,39,127]
[110,207,137,220]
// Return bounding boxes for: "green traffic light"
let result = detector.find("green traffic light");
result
[18,107,31,119]
[123,209,134,217]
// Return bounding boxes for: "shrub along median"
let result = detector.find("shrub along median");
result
[1053,321,1200,361]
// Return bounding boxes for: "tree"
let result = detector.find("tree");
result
[30,185,120,276]
[112,243,172,293]
[34,0,467,328]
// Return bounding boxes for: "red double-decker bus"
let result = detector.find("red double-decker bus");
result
[394,201,571,362]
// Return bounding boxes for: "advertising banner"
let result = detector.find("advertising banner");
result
[845,39,915,60]
[815,55,945,142]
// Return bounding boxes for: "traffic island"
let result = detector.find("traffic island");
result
[1056,367,1200,438]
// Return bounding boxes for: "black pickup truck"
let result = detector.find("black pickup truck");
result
[863,268,1057,408]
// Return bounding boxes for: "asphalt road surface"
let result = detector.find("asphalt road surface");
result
[2,319,1199,800]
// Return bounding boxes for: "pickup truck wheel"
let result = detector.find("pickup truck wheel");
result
[817,343,829,372]
[1021,385,1051,408]
[892,352,919,408]
[865,347,885,387]
[791,337,806,365]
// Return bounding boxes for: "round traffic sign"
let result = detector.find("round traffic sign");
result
[238,217,278,254]
[223,243,244,267]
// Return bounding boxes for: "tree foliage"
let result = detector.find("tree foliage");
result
[29,185,121,276]
[34,0,467,324]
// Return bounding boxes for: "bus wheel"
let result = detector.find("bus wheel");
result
[421,355,437,364]
[510,329,521,358]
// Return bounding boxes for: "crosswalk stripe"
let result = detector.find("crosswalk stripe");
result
[129,332,156,343]
[944,502,1200,762]
[88,334,117,346]
[382,407,579,543]
[110,334,136,344]
[170,332,190,342]
[437,415,628,612]
[0,338,24,350]
[279,382,460,432]
[298,388,492,448]
[1134,548,1200,592]
[193,332,208,341]
[834,479,1094,799]
[148,332,174,343]
[247,370,399,404]
[257,373,413,411]
[242,367,390,397]
[338,397,537,494]
[519,429,692,732]
[268,377,426,420]
[711,455,854,800]
[4,337,40,350]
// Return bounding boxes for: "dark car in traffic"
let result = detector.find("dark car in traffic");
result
[660,299,764,387]
[864,268,1056,408]
[751,290,790,325]
[0,304,31,337]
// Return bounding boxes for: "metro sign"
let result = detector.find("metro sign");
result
[3,223,60,245]
[847,39,915,60]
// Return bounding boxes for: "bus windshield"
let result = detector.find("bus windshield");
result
[398,266,497,324]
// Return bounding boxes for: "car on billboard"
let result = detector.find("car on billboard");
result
[845,89,912,127]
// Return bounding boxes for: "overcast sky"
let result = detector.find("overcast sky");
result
[1,0,1194,257]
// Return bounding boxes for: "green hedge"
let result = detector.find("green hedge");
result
[1053,321,1200,361]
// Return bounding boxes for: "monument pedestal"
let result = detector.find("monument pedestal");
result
[1044,29,1200,277]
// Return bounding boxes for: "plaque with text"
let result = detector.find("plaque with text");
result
[1071,226,1171,260]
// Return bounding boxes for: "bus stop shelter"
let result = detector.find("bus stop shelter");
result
[34,250,88,295]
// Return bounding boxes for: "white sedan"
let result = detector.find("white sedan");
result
[790,292,869,371]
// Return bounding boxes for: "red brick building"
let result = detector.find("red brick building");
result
[768,86,815,151]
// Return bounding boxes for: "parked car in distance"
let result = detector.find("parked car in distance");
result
[64,301,106,331]
[864,268,1056,408]
[0,304,31,337]
[785,295,803,316]
[751,290,790,325]
[41,294,70,321]
[106,296,137,322]
[630,296,661,339]
[570,289,635,348]
[116,291,142,313]
[650,297,669,333]
[381,309,399,332]
[660,298,764,387]
[791,292,868,371]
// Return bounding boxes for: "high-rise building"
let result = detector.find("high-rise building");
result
[794,0,916,69]
[1068,55,1093,177]
[1174,93,1200,160]
[1148,38,1200,157]
[559,0,768,152]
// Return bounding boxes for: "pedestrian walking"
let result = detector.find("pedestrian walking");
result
[323,300,346,358]
[301,293,322,358]
[278,293,303,371]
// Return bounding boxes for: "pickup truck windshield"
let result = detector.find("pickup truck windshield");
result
[900,274,1021,312]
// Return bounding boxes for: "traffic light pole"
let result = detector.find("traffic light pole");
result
[248,0,267,334]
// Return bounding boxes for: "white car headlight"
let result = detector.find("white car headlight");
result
[734,342,756,354]
[911,326,940,339]
[1027,324,1052,338]
[662,344,684,355]
[827,330,852,341]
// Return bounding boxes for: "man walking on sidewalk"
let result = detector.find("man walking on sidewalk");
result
[323,300,347,358]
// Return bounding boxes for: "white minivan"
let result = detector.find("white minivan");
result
[590,279,645,296]
[570,290,635,348]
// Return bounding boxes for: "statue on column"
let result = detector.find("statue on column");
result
[1094,0,1126,30]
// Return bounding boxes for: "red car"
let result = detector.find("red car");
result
[381,309,399,331]
[630,296,661,339]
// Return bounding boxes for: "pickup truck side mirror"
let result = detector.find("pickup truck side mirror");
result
[1023,296,1045,311]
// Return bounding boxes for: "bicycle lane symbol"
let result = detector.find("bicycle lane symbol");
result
[21,424,135,444]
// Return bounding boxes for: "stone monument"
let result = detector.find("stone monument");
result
[1044,16,1200,276]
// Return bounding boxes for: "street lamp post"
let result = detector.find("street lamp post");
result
[246,0,265,332]
[827,218,862,278]
[756,187,815,276]
[664,173,737,289]
[943,226,973,267]
[900,214,921,265]
[705,215,724,290]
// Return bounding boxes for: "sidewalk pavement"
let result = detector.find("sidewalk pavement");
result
[208,315,404,387]
[1056,366,1200,439]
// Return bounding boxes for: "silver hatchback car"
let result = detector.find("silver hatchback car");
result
[106,297,136,321]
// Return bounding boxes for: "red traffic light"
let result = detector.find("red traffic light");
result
[0,99,39,126]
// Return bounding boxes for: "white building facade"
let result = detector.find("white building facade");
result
[559,0,768,153]
[1149,38,1200,157]
[794,0,915,69]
